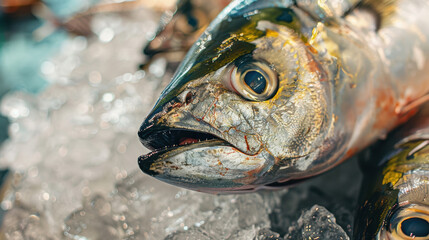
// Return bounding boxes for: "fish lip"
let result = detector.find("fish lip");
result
[138,123,223,151]
[138,112,252,155]
[139,120,263,156]
[138,138,271,192]
[138,138,231,176]
[138,123,269,191]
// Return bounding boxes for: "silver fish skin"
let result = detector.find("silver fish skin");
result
[138,0,429,193]
[354,105,429,240]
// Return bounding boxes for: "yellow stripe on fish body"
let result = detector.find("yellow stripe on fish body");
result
[382,140,429,187]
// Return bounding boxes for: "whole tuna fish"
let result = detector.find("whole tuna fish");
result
[138,0,429,193]
[354,105,429,240]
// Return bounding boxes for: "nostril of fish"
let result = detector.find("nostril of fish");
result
[182,90,194,105]
[185,92,193,105]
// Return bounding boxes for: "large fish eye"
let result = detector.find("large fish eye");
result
[229,60,278,101]
[400,218,429,237]
[389,205,429,239]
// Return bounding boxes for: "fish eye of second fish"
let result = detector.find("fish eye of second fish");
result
[388,206,429,239]
[355,137,429,239]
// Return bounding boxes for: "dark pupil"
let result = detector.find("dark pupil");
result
[401,218,429,237]
[243,71,267,94]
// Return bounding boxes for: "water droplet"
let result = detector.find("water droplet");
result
[99,28,115,43]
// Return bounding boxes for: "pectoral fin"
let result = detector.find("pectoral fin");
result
[396,93,429,116]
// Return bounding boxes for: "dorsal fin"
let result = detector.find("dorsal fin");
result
[360,0,398,27]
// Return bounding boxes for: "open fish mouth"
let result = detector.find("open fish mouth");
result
[138,127,233,170]
[139,127,224,152]
[138,126,271,192]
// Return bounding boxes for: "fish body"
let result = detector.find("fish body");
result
[354,106,429,240]
[138,0,429,193]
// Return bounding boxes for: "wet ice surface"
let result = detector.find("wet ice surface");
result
[285,205,349,240]
[0,5,361,240]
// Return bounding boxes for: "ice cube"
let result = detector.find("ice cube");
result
[284,205,350,240]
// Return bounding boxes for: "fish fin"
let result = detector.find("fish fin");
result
[394,93,429,127]
[360,0,398,28]
[396,93,429,116]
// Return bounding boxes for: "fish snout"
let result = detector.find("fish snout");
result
[138,96,187,148]
[138,89,274,192]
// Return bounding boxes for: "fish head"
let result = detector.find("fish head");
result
[355,140,429,240]
[138,1,334,193]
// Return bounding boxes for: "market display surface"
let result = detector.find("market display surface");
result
[1,0,428,239]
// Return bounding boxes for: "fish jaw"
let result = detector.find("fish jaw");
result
[138,139,274,192]
[137,87,274,192]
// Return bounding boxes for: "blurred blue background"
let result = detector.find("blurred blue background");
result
[0,0,99,143]
[0,1,100,223]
